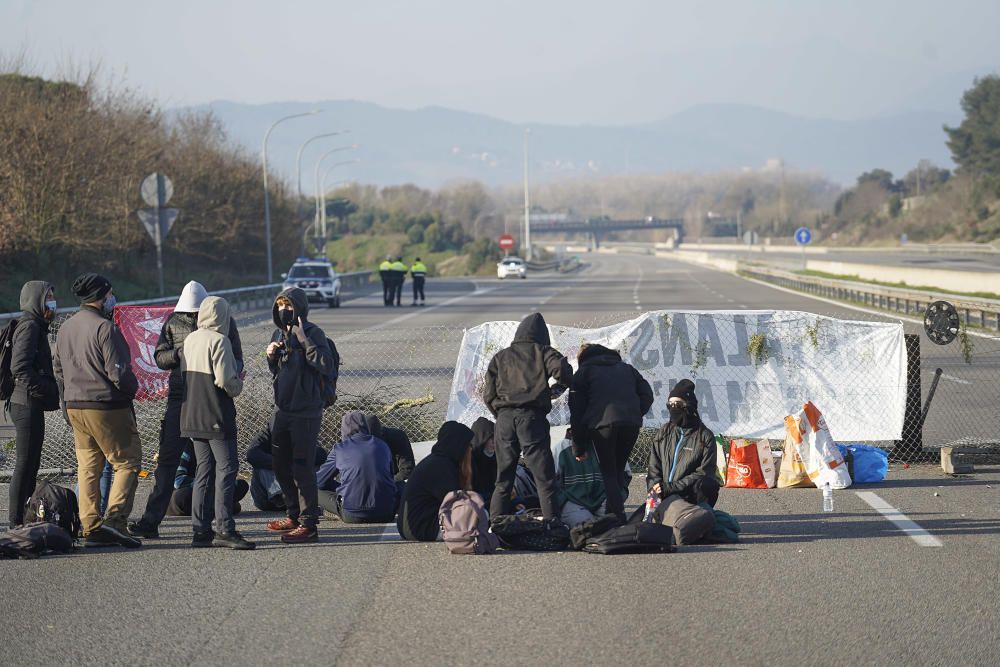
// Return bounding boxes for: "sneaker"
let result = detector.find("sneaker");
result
[103,524,142,548]
[280,525,318,544]
[83,526,119,548]
[192,530,215,548]
[127,521,159,539]
[267,517,300,533]
[213,531,256,550]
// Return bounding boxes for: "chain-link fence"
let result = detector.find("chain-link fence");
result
[2,306,998,478]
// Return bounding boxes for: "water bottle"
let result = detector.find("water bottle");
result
[822,482,833,513]
[643,490,661,523]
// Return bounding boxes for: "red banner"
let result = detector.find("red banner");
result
[114,304,175,400]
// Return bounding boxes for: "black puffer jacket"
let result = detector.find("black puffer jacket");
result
[482,313,572,415]
[156,312,243,401]
[396,421,473,541]
[10,281,59,410]
[646,419,717,499]
[569,344,653,453]
[365,413,415,482]
[268,288,336,417]
[469,416,497,503]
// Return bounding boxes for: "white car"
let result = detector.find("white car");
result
[281,258,342,307]
[497,257,527,279]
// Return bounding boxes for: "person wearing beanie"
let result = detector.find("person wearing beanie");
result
[646,378,720,507]
[53,273,142,548]
[128,281,243,539]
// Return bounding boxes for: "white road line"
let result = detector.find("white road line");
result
[337,287,499,342]
[941,373,972,385]
[855,491,943,547]
[379,523,400,541]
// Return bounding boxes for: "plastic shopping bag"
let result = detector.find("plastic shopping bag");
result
[788,402,852,489]
[725,439,769,489]
[837,443,889,483]
[714,435,730,485]
[777,428,813,488]
[757,439,777,488]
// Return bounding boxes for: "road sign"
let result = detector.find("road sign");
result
[137,208,179,245]
[137,172,179,297]
[140,172,174,207]
[498,234,515,250]
[743,230,759,246]
[794,227,812,245]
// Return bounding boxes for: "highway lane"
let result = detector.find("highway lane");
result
[682,245,1000,273]
[2,252,998,666]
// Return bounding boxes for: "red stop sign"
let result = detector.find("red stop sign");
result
[498,234,515,250]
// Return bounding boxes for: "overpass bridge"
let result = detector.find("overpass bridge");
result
[529,216,685,248]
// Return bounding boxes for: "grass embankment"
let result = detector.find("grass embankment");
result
[796,269,1000,301]
[325,235,497,278]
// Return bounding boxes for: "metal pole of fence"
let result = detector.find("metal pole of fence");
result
[897,333,923,460]
[916,368,944,435]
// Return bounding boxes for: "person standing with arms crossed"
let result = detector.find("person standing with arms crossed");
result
[409,257,427,306]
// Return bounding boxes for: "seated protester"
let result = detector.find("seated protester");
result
[469,417,497,505]
[246,419,326,512]
[396,421,473,542]
[511,459,540,511]
[647,379,720,507]
[364,413,415,481]
[552,431,631,527]
[166,442,248,517]
[317,411,400,523]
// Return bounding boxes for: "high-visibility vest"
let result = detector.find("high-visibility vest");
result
[391,261,408,273]
[410,262,427,278]
[379,261,392,272]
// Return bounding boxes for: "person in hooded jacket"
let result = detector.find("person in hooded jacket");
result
[265,288,336,544]
[129,281,242,539]
[569,342,653,521]
[482,312,572,522]
[7,281,60,527]
[396,421,473,541]
[180,296,253,550]
[316,411,400,523]
[469,416,497,505]
[647,379,720,507]
[364,413,415,482]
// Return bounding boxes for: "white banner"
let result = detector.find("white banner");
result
[447,310,907,441]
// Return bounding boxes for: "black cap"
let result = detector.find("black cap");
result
[72,273,112,304]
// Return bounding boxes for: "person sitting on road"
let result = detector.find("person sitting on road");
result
[552,429,631,527]
[396,421,473,541]
[317,411,402,523]
[246,417,326,512]
[469,417,497,505]
[647,379,720,507]
[165,441,249,517]
[364,413,415,482]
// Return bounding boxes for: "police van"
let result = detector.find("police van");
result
[281,257,342,308]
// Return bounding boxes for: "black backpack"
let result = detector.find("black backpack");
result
[24,481,82,539]
[0,318,19,401]
[490,513,570,552]
[581,522,676,555]
[569,514,623,550]
[0,522,75,559]
[320,336,340,409]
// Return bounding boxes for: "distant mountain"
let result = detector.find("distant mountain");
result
[174,99,960,189]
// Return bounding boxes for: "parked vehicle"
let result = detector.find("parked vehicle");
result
[282,258,342,307]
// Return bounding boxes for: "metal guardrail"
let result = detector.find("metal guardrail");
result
[741,265,1000,329]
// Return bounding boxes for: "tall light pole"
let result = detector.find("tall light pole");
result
[313,151,360,253]
[295,131,349,254]
[522,127,532,261]
[262,109,321,282]
[319,176,353,242]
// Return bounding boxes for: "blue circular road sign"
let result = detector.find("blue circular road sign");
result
[794,227,812,245]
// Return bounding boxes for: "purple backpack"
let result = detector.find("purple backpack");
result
[438,490,499,555]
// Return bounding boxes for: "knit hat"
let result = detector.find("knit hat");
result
[72,273,112,304]
[668,379,697,408]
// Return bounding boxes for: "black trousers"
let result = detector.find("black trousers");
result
[137,399,190,529]
[381,278,391,305]
[8,400,45,527]
[412,277,425,302]
[272,411,322,528]
[678,476,721,508]
[490,407,558,520]
[589,421,641,520]
[393,279,404,305]
[168,479,248,516]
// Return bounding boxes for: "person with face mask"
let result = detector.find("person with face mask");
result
[6,281,61,527]
[646,379,720,507]
[53,273,141,548]
[468,416,497,505]
[265,288,336,544]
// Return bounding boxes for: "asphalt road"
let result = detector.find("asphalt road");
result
[2,253,998,666]
[685,245,1000,273]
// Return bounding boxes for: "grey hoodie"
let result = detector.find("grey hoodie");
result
[9,281,59,409]
[180,296,243,440]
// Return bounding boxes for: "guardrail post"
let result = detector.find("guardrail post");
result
[897,333,923,460]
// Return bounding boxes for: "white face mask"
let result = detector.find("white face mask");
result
[45,300,57,312]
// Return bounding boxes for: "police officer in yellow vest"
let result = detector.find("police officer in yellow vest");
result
[390,257,408,307]
[410,258,428,306]
[379,256,393,306]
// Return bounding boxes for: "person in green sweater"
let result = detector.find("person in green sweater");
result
[552,429,630,527]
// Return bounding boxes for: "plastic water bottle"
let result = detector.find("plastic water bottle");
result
[643,490,661,522]
[822,482,833,513]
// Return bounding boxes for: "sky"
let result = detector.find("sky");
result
[2,0,999,125]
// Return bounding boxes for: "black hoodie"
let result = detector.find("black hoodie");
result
[396,421,472,541]
[365,413,416,482]
[569,344,654,452]
[268,287,336,417]
[482,313,572,415]
[469,416,497,502]
[10,281,59,409]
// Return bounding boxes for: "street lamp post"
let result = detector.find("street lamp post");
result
[522,128,532,261]
[313,148,360,248]
[319,176,353,242]
[295,130,349,255]
[262,109,321,282]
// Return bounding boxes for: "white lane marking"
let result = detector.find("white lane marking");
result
[941,373,972,385]
[855,491,943,547]
[380,523,400,541]
[337,287,499,342]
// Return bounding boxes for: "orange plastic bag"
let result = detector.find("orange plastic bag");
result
[777,424,813,488]
[725,439,769,489]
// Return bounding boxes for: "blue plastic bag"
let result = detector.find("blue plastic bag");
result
[836,444,889,483]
